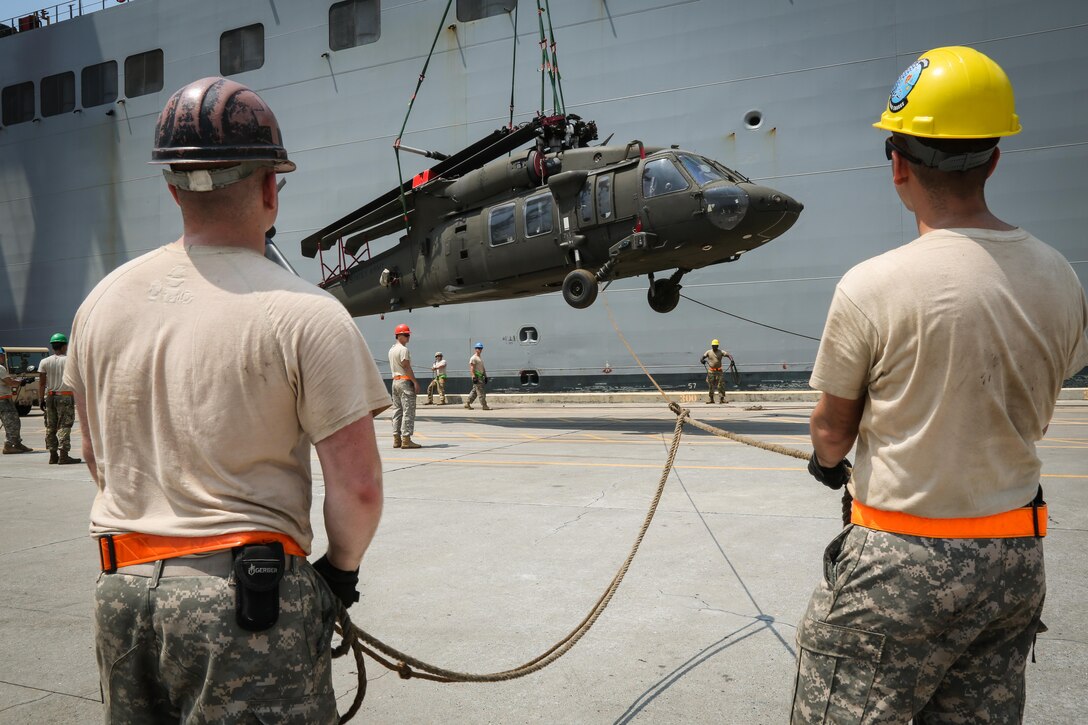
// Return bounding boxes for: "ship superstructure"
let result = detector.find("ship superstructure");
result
[2,0,1086,389]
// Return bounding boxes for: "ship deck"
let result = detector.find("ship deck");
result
[1,397,1086,723]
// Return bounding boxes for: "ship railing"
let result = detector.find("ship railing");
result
[317,235,371,290]
[1,0,136,38]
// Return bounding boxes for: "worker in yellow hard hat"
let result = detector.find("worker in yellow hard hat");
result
[792,46,1088,723]
[699,338,734,404]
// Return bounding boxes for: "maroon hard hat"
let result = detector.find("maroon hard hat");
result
[150,77,295,173]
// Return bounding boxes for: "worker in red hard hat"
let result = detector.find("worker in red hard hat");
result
[388,323,422,449]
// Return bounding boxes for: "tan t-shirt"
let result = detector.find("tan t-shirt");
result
[469,353,485,377]
[811,228,1088,518]
[388,342,410,379]
[39,354,71,393]
[65,243,391,551]
[703,348,728,370]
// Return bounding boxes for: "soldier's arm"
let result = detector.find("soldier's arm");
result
[399,358,420,392]
[74,392,99,485]
[38,369,47,397]
[315,414,383,570]
[810,392,864,467]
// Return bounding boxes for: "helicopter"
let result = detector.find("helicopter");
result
[300,113,803,316]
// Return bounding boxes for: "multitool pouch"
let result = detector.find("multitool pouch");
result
[233,542,285,632]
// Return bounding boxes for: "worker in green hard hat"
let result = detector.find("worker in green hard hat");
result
[39,332,81,464]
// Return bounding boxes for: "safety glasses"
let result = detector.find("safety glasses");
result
[884,136,923,165]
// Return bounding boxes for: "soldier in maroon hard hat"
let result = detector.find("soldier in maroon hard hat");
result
[66,78,390,723]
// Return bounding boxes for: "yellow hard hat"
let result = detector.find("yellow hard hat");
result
[711,339,720,346]
[873,46,1020,139]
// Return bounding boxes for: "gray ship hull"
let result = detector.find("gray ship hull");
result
[2,0,1086,390]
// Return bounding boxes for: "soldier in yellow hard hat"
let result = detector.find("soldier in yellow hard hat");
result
[699,339,733,404]
[792,47,1088,722]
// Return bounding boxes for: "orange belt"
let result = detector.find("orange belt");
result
[393,375,411,381]
[0,394,11,400]
[47,391,74,396]
[98,531,306,572]
[709,367,722,372]
[851,499,1046,539]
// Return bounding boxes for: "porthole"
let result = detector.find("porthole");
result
[744,109,763,130]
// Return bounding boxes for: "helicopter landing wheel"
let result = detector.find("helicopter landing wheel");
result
[561,269,599,309]
[647,279,681,313]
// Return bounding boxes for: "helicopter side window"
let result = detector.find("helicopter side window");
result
[596,175,613,221]
[524,193,553,237]
[488,203,516,246]
[578,181,594,224]
[642,158,690,198]
[677,154,726,185]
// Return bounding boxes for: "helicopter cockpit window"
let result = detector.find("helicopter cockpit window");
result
[578,181,594,224]
[524,193,554,237]
[489,203,516,246]
[596,176,613,221]
[642,158,690,198]
[677,154,727,186]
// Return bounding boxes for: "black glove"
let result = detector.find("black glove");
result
[483,376,490,384]
[312,554,360,608]
[39,401,46,411]
[808,452,852,490]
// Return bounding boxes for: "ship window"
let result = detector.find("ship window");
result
[518,327,538,344]
[41,72,75,117]
[457,0,515,22]
[489,203,515,246]
[595,175,613,221]
[2,81,34,125]
[221,24,264,76]
[524,193,553,237]
[520,369,540,386]
[677,153,726,186]
[329,0,380,51]
[577,180,594,224]
[125,49,164,98]
[642,157,690,198]
[82,60,118,108]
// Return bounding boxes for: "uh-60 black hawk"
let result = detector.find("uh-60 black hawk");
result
[300,114,802,315]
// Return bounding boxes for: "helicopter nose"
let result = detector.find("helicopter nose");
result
[740,184,804,215]
[735,183,803,239]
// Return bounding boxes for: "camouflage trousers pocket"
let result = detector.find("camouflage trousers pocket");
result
[792,618,885,724]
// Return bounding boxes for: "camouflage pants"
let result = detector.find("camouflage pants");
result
[706,370,725,398]
[44,394,75,453]
[427,376,446,403]
[95,554,339,724]
[0,398,21,445]
[391,379,416,436]
[467,379,487,407]
[791,525,1045,724]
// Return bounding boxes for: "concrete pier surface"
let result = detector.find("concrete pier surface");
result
[1,396,1085,724]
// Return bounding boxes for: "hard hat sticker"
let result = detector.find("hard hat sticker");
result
[888,58,929,112]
